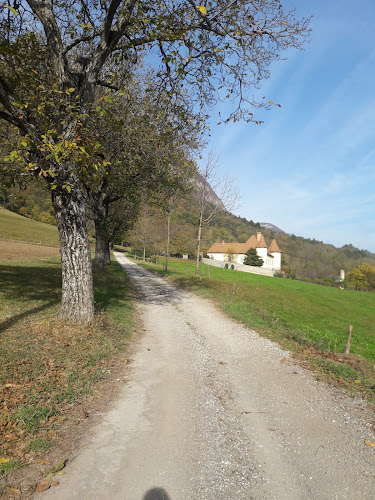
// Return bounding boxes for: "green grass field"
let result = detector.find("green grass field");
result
[132,255,375,397]
[0,207,59,245]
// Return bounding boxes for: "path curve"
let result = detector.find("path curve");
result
[38,254,375,499]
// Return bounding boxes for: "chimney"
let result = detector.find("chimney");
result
[256,232,262,242]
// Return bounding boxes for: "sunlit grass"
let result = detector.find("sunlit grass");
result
[134,255,375,399]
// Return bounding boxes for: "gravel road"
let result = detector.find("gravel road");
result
[38,254,375,500]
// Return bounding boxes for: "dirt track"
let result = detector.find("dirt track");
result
[38,254,375,499]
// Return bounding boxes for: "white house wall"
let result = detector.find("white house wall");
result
[207,249,281,271]
[202,258,275,277]
[271,252,281,270]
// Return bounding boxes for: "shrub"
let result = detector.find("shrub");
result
[243,248,264,267]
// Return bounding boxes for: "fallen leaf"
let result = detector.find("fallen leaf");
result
[50,480,59,486]
[49,458,68,474]
[281,357,287,363]
[365,440,375,447]
[37,458,51,465]
[36,480,51,492]
[9,488,21,495]
[0,457,10,463]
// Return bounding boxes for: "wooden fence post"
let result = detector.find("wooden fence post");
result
[345,325,353,355]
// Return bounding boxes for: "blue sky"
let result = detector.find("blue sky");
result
[203,0,375,252]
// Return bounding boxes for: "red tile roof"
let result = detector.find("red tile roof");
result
[207,232,281,255]
[268,239,281,253]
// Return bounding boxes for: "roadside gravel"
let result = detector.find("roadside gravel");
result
[37,254,375,499]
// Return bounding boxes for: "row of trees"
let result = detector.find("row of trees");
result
[0,0,311,322]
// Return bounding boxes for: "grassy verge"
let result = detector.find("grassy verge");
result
[0,255,134,481]
[133,256,375,401]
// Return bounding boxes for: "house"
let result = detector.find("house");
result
[207,232,281,271]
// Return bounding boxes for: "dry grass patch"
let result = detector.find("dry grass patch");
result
[0,241,60,260]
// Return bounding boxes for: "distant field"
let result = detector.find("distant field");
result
[133,256,375,398]
[0,207,59,246]
[0,241,60,260]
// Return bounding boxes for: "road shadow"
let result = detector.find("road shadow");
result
[143,487,171,500]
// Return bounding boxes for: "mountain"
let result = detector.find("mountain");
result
[259,222,285,234]
[192,171,224,209]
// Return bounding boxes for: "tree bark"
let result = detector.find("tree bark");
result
[104,241,111,265]
[93,215,108,272]
[52,181,94,323]
[92,197,111,271]
[195,212,203,276]
[165,210,171,272]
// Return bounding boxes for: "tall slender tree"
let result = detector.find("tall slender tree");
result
[195,151,240,276]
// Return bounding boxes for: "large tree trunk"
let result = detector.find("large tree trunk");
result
[52,181,94,323]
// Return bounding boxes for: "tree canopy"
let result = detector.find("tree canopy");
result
[0,0,311,322]
[349,264,375,291]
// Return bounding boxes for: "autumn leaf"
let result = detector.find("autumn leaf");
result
[196,5,207,15]
[48,458,68,474]
[36,480,51,492]
[6,5,18,16]
[37,458,51,465]
[0,457,10,463]
[364,440,375,447]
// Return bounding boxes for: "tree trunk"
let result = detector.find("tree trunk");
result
[104,241,111,265]
[93,216,108,272]
[195,212,203,276]
[52,182,94,323]
[165,211,171,272]
[92,199,111,271]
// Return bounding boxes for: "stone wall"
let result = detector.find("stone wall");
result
[202,258,275,277]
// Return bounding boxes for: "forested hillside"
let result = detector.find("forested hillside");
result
[2,183,375,281]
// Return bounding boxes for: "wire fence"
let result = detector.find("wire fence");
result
[0,234,60,247]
